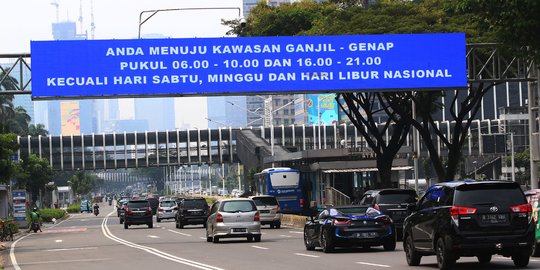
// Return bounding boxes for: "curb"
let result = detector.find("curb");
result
[281,214,307,228]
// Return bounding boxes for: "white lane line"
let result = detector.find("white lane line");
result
[356,262,391,268]
[294,253,319,258]
[279,235,292,238]
[55,240,63,243]
[168,229,192,237]
[251,246,269,250]
[289,231,303,234]
[10,234,30,270]
[17,258,112,266]
[102,211,224,270]
[495,257,539,262]
[148,235,160,239]
[199,237,207,240]
[46,247,98,252]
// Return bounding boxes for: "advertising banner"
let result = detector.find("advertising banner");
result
[307,94,339,126]
[31,33,467,99]
[12,190,27,225]
[60,101,81,135]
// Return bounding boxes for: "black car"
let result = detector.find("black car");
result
[175,197,210,228]
[358,188,417,239]
[123,200,153,229]
[403,180,534,270]
[303,205,396,253]
[146,197,159,215]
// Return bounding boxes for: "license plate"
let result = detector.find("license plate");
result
[232,228,246,233]
[260,210,270,214]
[165,210,172,212]
[481,214,507,224]
[190,211,201,215]
[354,232,378,238]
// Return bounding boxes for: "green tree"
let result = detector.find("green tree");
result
[453,0,540,63]
[69,171,96,198]
[6,106,30,135]
[0,133,18,184]
[0,72,18,134]
[14,154,53,203]
[27,123,49,137]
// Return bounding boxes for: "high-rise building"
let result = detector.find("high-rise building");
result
[207,96,248,128]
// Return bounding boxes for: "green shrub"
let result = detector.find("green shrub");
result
[205,197,217,205]
[6,220,19,233]
[39,208,67,222]
[66,203,81,213]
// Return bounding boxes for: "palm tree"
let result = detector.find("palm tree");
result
[6,106,31,135]
[0,71,18,134]
[28,123,49,136]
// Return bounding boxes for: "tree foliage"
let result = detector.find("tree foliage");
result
[14,154,53,203]
[0,133,18,184]
[69,171,96,198]
[453,0,540,63]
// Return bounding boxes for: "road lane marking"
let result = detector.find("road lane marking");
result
[289,231,303,234]
[102,210,224,270]
[356,262,391,268]
[55,240,63,243]
[148,235,160,239]
[10,234,30,270]
[168,229,192,237]
[46,247,98,252]
[279,235,292,238]
[294,253,319,258]
[251,246,269,250]
[199,237,206,240]
[495,257,539,262]
[17,258,112,266]
[41,228,87,234]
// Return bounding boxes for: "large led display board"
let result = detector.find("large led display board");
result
[30,33,466,99]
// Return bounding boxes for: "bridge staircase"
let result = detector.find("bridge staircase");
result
[235,129,291,171]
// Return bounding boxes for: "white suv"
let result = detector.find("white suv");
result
[250,195,282,229]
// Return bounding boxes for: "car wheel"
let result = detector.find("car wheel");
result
[120,218,123,224]
[157,218,161,223]
[175,221,179,229]
[321,228,334,253]
[270,224,275,229]
[436,237,455,270]
[477,254,492,264]
[124,222,128,229]
[275,222,281,229]
[212,236,219,243]
[254,235,261,242]
[247,236,253,242]
[203,222,207,228]
[532,242,540,257]
[512,250,530,267]
[383,237,396,251]
[178,221,184,229]
[304,229,315,251]
[404,235,421,266]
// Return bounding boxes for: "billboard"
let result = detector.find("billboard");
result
[31,33,467,99]
[60,101,81,135]
[307,94,339,126]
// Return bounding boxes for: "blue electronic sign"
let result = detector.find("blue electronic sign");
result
[30,33,466,99]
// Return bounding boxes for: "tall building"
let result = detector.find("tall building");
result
[207,96,248,128]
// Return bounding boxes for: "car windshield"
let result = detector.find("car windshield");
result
[377,193,417,204]
[183,199,207,208]
[332,207,373,216]
[160,201,175,207]
[222,201,256,213]
[455,185,526,205]
[252,197,278,206]
[128,202,149,208]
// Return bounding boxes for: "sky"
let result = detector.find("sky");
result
[1,0,243,129]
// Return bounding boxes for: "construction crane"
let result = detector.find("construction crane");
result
[78,0,84,34]
[51,0,59,23]
[90,0,96,39]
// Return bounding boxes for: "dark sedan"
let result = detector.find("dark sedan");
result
[303,205,396,253]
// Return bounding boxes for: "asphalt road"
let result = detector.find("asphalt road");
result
[4,203,540,270]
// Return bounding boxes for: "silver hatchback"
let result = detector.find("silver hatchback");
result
[250,195,282,229]
[206,198,261,243]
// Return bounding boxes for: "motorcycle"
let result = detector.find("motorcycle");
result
[31,220,40,233]
[93,207,99,216]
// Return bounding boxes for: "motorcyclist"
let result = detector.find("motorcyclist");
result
[93,203,100,215]
[28,207,42,232]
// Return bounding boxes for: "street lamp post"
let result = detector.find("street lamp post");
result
[138,7,242,39]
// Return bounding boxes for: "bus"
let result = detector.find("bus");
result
[254,167,306,214]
